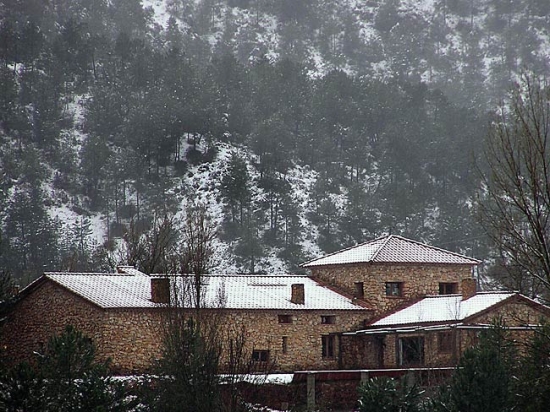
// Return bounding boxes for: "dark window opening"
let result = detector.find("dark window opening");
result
[354,282,364,298]
[321,315,336,324]
[438,331,453,353]
[322,335,335,358]
[252,350,269,362]
[385,282,403,297]
[282,337,288,354]
[278,314,292,324]
[439,282,458,295]
[399,337,424,366]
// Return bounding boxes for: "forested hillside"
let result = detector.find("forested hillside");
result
[1,0,549,283]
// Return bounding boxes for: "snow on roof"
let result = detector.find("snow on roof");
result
[301,235,481,267]
[43,271,367,311]
[369,292,516,327]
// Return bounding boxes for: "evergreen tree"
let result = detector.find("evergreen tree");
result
[439,320,516,412]
[357,376,422,412]
[4,184,59,281]
[0,325,130,411]
[514,322,550,412]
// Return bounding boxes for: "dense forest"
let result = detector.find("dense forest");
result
[1,0,549,283]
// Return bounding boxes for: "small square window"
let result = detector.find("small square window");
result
[321,315,336,324]
[252,350,269,362]
[278,314,292,324]
[439,283,458,295]
[322,335,335,358]
[438,331,453,353]
[385,282,403,297]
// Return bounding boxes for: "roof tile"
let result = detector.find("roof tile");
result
[44,272,368,311]
[301,235,480,267]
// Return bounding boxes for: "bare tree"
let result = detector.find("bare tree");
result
[478,75,550,297]
[179,204,218,312]
[111,215,178,274]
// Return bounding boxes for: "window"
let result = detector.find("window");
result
[354,282,364,298]
[398,337,424,366]
[439,282,458,295]
[321,315,336,324]
[282,336,288,354]
[322,335,335,358]
[278,314,292,324]
[252,350,270,362]
[385,282,403,297]
[438,331,453,353]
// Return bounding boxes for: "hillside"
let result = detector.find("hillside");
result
[1,0,548,283]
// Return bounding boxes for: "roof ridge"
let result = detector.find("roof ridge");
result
[370,234,394,262]
[300,235,390,267]
[386,235,481,264]
[424,294,462,298]
[46,272,121,276]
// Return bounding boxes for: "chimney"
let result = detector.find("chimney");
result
[461,278,477,300]
[291,284,305,305]
[151,277,170,304]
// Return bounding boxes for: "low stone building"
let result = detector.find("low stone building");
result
[339,287,550,369]
[0,268,371,374]
[301,234,550,372]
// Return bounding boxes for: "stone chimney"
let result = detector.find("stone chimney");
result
[291,284,305,305]
[151,277,170,304]
[461,278,477,300]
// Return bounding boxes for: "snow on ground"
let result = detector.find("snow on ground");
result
[142,0,170,28]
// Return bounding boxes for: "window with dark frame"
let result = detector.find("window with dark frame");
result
[385,282,403,297]
[438,331,453,353]
[282,336,288,354]
[322,335,335,358]
[354,281,364,298]
[252,350,270,362]
[278,314,292,324]
[321,315,336,324]
[439,282,458,295]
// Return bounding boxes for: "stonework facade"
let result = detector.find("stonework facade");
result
[4,235,548,376]
[216,309,368,372]
[0,278,370,374]
[339,295,550,370]
[1,280,104,368]
[310,263,473,315]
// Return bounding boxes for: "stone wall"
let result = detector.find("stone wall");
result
[1,279,371,374]
[216,309,369,372]
[101,309,165,374]
[341,297,548,370]
[100,307,369,373]
[310,263,473,315]
[1,279,104,367]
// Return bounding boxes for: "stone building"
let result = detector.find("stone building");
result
[339,289,550,369]
[302,235,481,316]
[301,234,550,370]
[0,268,371,374]
[3,234,549,375]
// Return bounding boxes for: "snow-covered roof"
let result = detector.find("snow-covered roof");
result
[40,270,368,311]
[301,235,481,267]
[368,292,516,327]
